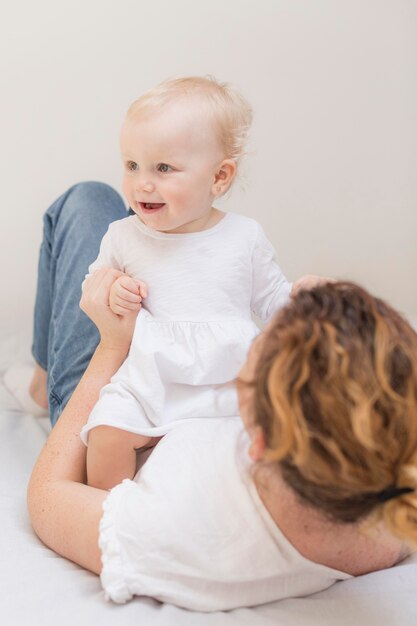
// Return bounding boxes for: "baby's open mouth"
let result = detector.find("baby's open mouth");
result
[140,202,165,210]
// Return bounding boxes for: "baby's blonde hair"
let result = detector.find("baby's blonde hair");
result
[126,76,253,168]
[253,282,417,548]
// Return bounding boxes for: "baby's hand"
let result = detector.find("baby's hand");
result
[291,274,333,296]
[109,274,148,316]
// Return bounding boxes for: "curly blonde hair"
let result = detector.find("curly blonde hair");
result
[253,282,417,546]
[126,75,252,168]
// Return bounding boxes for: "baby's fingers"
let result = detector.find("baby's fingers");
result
[117,275,140,295]
[137,280,148,299]
[111,301,142,316]
[112,293,142,311]
[116,284,142,304]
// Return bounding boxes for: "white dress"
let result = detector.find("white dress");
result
[80,212,292,443]
[99,418,351,610]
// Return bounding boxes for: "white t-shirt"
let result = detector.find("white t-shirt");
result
[80,213,292,442]
[99,418,351,611]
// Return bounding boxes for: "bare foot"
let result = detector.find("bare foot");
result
[3,363,49,417]
[29,363,48,409]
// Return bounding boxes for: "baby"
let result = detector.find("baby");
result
[81,76,323,489]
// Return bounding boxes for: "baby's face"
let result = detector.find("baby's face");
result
[120,101,225,233]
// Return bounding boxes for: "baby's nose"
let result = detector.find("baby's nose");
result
[141,181,155,193]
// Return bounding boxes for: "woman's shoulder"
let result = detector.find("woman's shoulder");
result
[260,473,407,577]
[145,417,243,471]
[116,418,251,521]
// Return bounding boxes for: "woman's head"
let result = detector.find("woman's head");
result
[120,76,253,233]
[240,282,417,546]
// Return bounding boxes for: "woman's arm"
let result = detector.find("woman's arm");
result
[27,268,139,573]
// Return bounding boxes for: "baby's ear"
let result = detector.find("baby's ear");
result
[213,159,237,195]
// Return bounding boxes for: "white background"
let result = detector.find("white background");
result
[1,0,416,342]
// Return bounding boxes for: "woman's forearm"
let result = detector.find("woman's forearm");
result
[27,269,140,572]
[29,343,127,485]
[27,343,128,566]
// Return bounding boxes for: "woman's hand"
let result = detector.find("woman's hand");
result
[80,268,140,355]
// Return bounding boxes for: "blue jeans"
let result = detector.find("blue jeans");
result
[32,182,129,426]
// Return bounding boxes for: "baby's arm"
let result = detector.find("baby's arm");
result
[251,224,331,323]
[86,426,159,490]
[83,224,148,316]
[250,224,293,324]
[82,225,123,289]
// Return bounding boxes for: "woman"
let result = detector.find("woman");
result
[26,183,417,611]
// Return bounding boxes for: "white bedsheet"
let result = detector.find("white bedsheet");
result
[1,373,417,625]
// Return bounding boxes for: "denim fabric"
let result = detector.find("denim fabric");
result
[31,182,128,426]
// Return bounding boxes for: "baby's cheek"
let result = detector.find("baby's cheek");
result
[122,177,133,204]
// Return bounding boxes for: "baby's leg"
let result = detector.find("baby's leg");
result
[86,426,160,490]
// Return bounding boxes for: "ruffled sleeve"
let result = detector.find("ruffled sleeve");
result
[98,480,135,604]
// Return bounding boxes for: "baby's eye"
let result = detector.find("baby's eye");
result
[157,163,172,173]
[126,161,138,171]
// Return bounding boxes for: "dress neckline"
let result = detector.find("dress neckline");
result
[131,211,232,240]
